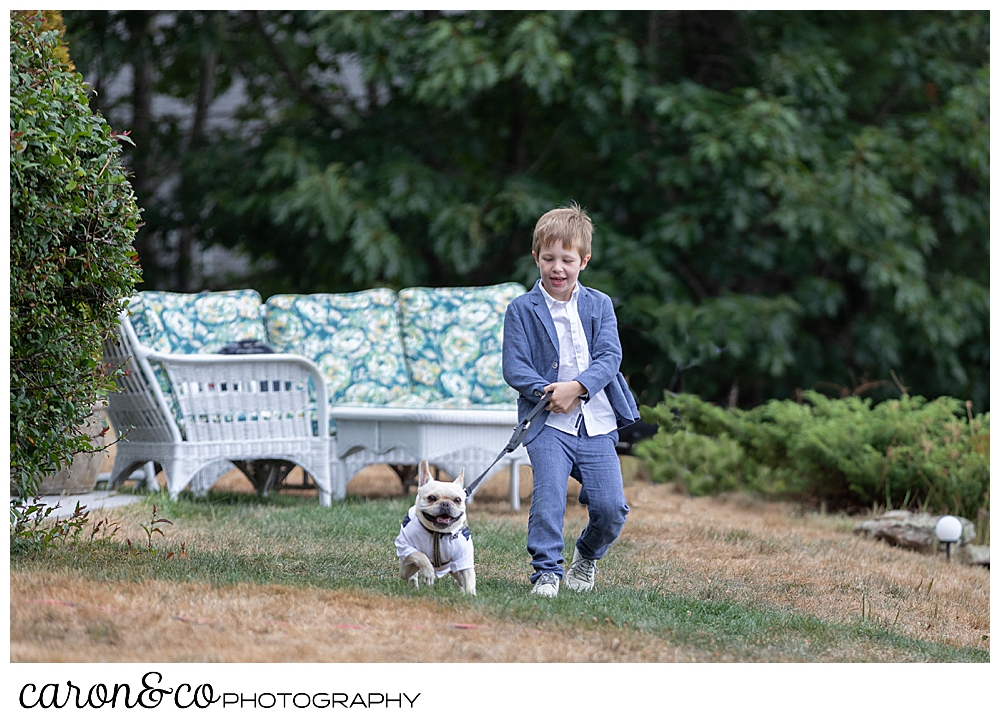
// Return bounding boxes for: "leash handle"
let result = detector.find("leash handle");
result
[464,391,552,495]
[506,390,552,452]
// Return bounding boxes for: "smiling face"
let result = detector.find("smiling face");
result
[533,241,590,302]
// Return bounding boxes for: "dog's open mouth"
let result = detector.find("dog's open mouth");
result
[421,510,461,529]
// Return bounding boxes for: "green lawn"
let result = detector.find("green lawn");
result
[11,491,989,663]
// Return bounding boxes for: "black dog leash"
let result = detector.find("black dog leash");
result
[464,391,552,496]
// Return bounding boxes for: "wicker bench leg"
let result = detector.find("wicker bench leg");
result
[139,461,158,492]
[107,454,150,491]
[332,458,349,501]
[509,459,521,511]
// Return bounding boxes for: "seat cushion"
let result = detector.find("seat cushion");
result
[129,289,267,354]
[397,282,525,405]
[264,290,413,407]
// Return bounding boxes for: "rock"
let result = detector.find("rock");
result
[853,510,976,551]
[12,402,109,497]
[957,545,990,567]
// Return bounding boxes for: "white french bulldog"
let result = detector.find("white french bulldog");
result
[395,460,476,595]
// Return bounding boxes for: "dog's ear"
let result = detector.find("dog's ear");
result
[418,460,432,487]
[454,467,465,487]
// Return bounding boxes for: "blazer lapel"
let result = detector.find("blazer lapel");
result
[529,281,559,353]
[577,284,594,350]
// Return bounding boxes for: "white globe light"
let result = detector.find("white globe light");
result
[935,515,963,544]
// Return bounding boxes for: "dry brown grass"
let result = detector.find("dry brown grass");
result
[9,454,990,663]
[13,575,664,663]
[618,484,990,651]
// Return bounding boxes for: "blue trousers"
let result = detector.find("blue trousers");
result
[525,423,629,583]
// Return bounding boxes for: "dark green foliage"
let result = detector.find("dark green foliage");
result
[633,426,745,498]
[9,12,142,498]
[636,392,989,519]
[63,11,989,410]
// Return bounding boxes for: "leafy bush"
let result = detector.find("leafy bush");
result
[636,392,989,519]
[9,12,141,498]
[634,427,744,497]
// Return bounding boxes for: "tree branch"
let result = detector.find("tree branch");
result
[673,255,710,300]
[250,10,330,118]
[525,118,570,177]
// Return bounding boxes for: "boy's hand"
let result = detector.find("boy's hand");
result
[543,381,587,414]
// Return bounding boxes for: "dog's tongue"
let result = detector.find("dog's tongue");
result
[436,516,452,525]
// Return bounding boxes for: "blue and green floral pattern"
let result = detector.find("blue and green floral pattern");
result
[129,290,267,353]
[397,283,525,405]
[124,286,522,437]
[264,290,414,407]
[127,290,269,434]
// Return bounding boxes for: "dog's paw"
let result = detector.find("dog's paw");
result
[401,552,436,588]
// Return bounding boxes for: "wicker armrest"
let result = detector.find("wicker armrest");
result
[104,307,335,504]
[145,351,329,443]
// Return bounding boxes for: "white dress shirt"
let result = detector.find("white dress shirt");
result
[540,283,617,437]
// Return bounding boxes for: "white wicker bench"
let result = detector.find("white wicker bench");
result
[103,310,333,504]
[103,284,531,507]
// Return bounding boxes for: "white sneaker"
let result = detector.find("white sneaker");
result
[564,548,597,592]
[531,572,560,597]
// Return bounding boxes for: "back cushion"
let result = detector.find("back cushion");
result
[397,282,525,405]
[264,290,412,406]
[128,290,266,354]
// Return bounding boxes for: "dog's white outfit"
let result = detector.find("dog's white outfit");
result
[395,505,475,577]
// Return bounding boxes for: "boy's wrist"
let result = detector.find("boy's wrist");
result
[543,380,586,399]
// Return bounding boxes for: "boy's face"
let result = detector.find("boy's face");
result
[533,241,590,302]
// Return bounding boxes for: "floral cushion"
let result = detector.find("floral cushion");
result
[129,289,267,354]
[264,290,413,407]
[126,290,269,436]
[397,283,525,405]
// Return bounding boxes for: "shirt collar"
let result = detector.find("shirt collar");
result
[538,280,579,308]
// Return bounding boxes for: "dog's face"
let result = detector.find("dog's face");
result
[414,460,467,534]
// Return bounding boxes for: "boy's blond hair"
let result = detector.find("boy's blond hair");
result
[532,201,592,260]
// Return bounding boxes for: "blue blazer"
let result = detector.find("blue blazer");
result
[502,280,639,444]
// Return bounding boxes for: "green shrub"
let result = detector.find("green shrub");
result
[635,429,744,497]
[637,392,989,519]
[9,12,141,498]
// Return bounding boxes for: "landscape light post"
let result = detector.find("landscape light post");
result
[935,516,962,562]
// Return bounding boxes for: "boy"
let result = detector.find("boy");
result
[502,202,639,597]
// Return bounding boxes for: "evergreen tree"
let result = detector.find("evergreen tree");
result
[64,10,989,410]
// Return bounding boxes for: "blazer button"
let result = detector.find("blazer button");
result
[534,390,543,397]
[552,362,559,369]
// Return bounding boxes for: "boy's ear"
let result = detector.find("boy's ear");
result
[532,250,540,267]
[580,253,591,270]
